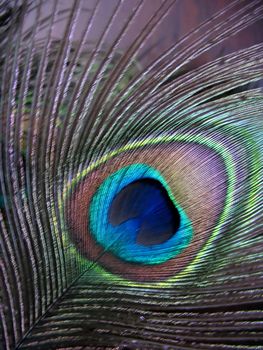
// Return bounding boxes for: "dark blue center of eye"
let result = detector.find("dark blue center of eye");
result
[109,179,181,246]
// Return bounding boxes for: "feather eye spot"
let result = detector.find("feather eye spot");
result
[89,164,193,265]
[64,137,233,282]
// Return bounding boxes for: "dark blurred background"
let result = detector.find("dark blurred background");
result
[21,0,263,69]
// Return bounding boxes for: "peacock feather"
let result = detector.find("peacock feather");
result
[0,0,263,349]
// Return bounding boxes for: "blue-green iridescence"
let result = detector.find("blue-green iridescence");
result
[89,164,193,264]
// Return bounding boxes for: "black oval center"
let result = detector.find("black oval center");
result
[109,178,181,246]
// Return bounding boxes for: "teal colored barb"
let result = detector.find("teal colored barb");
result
[89,163,193,264]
